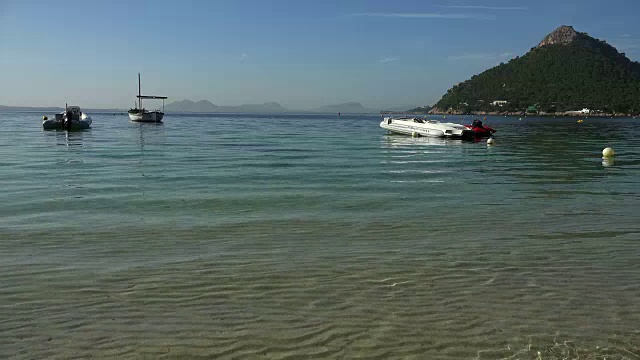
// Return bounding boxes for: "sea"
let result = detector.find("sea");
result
[1,111,639,359]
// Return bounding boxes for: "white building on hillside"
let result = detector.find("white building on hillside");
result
[565,108,591,115]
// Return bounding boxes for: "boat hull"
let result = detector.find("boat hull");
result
[464,125,496,137]
[43,111,92,131]
[129,111,164,123]
[43,119,91,130]
[464,119,497,137]
[380,117,474,139]
[381,122,444,137]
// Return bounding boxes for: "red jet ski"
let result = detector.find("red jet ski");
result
[465,119,496,138]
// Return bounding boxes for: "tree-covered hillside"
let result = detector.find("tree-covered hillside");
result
[432,27,640,115]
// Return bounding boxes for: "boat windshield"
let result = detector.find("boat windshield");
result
[413,118,425,123]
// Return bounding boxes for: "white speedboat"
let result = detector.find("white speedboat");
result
[43,105,92,130]
[128,73,167,123]
[380,116,474,139]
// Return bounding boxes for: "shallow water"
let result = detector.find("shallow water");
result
[1,112,639,359]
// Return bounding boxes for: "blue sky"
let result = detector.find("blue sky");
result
[1,0,639,110]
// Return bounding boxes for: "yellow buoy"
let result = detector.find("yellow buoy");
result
[602,147,615,158]
[577,119,584,123]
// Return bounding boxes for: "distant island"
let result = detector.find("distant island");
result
[0,105,65,112]
[0,101,415,115]
[162,100,401,114]
[0,105,126,113]
[164,100,288,113]
[311,102,373,114]
[422,25,640,117]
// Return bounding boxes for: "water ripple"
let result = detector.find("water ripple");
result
[0,113,639,358]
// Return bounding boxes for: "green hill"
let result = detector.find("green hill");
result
[430,26,640,116]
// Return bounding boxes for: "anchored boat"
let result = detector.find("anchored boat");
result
[128,73,167,123]
[43,105,92,130]
[380,116,474,139]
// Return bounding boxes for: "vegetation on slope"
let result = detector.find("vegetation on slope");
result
[432,30,640,115]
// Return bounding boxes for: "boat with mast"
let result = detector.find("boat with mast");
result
[128,73,167,123]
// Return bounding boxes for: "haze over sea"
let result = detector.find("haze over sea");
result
[1,112,639,359]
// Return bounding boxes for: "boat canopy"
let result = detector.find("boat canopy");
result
[137,95,168,99]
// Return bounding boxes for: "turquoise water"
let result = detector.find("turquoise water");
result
[1,112,639,359]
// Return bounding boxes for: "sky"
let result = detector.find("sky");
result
[1,0,640,110]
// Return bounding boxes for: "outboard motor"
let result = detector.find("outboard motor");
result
[64,110,73,130]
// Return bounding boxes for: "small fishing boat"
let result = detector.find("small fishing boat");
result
[43,105,92,130]
[380,116,475,139]
[128,73,167,123]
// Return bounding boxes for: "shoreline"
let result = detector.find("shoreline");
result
[420,110,638,118]
[382,112,638,118]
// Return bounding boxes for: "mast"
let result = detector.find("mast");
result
[138,73,141,109]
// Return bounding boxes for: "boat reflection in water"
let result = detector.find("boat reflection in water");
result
[49,128,89,148]
[135,121,165,151]
[380,133,465,149]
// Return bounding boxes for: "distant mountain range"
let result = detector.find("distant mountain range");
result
[164,99,288,113]
[164,99,389,114]
[164,99,219,112]
[0,105,63,112]
[0,101,420,114]
[0,105,125,113]
[162,100,412,113]
[310,102,375,114]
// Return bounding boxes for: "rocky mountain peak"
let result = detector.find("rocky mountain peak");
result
[537,25,579,48]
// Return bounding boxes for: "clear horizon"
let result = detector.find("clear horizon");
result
[1,0,639,110]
